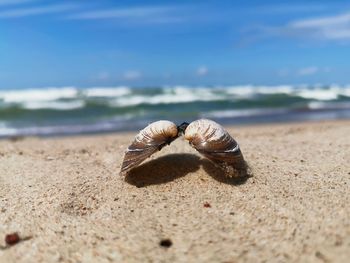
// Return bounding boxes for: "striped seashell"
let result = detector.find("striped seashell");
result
[120,120,180,176]
[184,119,247,177]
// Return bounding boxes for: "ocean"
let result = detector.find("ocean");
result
[0,85,350,137]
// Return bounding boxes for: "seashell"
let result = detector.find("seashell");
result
[184,119,247,177]
[120,120,180,176]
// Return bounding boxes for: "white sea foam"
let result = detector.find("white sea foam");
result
[295,88,339,101]
[111,90,224,107]
[308,101,350,110]
[308,101,327,110]
[84,86,131,97]
[132,85,344,103]
[330,84,350,97]
[343,85,350,96]
[83,84,350,107]
[202,108,289,119]
[225,85,295,98]
[225,85,256,97]
[0,85,350,110]
[257,85,294,95]
[22,100,85,110]
[0,122,17,136]
[0,87,78,103]
[223,84,350,101]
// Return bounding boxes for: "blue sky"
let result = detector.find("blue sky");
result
[1,0,350,88]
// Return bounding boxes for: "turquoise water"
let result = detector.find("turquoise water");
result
[0,85,350,137]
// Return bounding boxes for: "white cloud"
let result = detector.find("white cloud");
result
[298,67,319,76]
[0,4,77,18]
[66,6,185,24]
[249,11,350,43]
[67,6,169,19]
[290,12,350,28]
[288,12,350,40]
[0,0,35,6]
[123,70,141,80]
[196,66,208,76]
[251,3,327,15]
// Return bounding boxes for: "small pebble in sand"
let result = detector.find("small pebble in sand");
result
[80,148,88,154]
[5,233,20,246]
[159,239,172,248]
[203,202,211,208]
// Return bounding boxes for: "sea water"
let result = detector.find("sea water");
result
[0,85,350,137]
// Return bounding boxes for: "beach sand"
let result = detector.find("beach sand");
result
[0,120,349,262]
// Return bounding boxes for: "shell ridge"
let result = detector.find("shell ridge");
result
[183,118,247,178]
[120,120,179,175]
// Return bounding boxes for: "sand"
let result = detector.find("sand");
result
[0,120,349,263]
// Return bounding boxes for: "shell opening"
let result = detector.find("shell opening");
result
[177,122,189,135]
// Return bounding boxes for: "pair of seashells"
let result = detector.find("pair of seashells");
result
[120,119,247,178]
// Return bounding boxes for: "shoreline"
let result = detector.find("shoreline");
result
[1,120,349,262]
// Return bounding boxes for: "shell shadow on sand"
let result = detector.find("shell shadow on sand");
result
[124,153,252,187]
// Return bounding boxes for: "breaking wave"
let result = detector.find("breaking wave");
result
[0,84,350,137]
